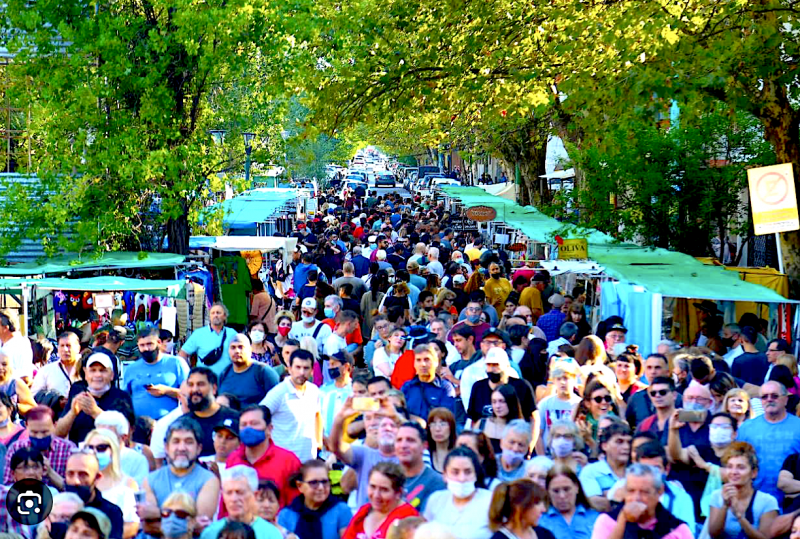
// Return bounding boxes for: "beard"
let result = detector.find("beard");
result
[188,393,212,412]
[378,434,395,451]
[169,454,194,470]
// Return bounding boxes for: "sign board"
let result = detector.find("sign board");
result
[558,238,589,260]
[747,163,800,235]
[466,206,497,222]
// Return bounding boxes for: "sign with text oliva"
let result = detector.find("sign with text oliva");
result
[557,237,589,260]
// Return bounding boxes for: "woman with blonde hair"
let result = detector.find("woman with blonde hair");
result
[575,336,614,385]
[546,420,585,473]
[722,388,755,426]
[82,428,139,538]
[776,353,800,395]
[434,288,458,317]
[159,492,197,539]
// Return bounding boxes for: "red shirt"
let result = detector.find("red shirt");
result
[342,502,418,539]
[323,319,364,345]
[224,442,301,509]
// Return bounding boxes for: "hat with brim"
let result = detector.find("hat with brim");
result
[693,300,722,316]
[71,508,112,539]
[86,353,113,371]
[607,323,628,334]
[213,417,239,438]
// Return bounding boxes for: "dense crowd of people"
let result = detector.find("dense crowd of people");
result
[0,187,798,539]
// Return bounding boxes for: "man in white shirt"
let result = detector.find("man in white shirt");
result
[0,310,33,382]
[260,349,322,462]
[150,382,189,465]
[460,328,519,411]
[31,331,81,398]
[289,298,332,355]
[546,322,580,358]
[722,323,744,366]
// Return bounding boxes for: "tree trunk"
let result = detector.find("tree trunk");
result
[165,209,190,254]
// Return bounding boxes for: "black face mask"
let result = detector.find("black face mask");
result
[66,484,94,504]
[491,273,501,279]
[140,349,158,363]
[328,367,341,380]
[487,371,503,384]
[722,337,735,347]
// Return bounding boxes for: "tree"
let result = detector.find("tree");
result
[549,108,775,257]
[0,0,313,256]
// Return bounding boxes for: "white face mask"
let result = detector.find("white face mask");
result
[709,425,733,446]
[302,315,315,324]
[88,384,111,397]
[446,479,476,499]
[250,330,265,343]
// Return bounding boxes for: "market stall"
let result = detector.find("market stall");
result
[202,188,300,236]
[439,185,800,358]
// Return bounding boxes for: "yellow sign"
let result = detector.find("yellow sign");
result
[747,163,800,235]
[558,238,588,260]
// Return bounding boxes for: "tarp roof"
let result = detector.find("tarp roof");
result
[441,186,792,303]
[189,236,297,266]
[204,189,298,229]
[0,252,186,277]
[0,276,186,298]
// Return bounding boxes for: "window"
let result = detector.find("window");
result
[0,56,31,174]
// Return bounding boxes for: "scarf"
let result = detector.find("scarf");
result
[289,494,338,539]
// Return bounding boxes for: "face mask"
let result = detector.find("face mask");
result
[722,337,735,348]
[65,484,93,504]
[0,418,9,428]
[370,243,377,250]
[277,327,291,338]
[88,384,111,397]
[709,425,733,446]
[165,342,175,355]
[487,371,502,384]
[466,314,481,324]
[490,273,501,279]
[140,350,158,364]
[324,308,336,319]
[501,449,526,468]
[251,330,266,343]
[551,436,574,458]
[446,479,476,499]
[328,367,341,380]
[161,514,190,539]
[302,315,315,324]
[685,402,709,413]
[30,435,51,452]
[239,427,267,447]
[96,452,111,470]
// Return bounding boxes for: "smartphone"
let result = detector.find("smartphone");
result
[677,410,707,423]
[144,384,153,389]
[352,397,380,412]
[134,491,147,504]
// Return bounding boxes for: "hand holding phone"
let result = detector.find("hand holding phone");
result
[352,397,380,412]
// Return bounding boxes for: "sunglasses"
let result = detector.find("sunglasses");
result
[162,509,193,519]
[592,395,614,404]
[762,393,783,401]
[85,444,111,453]
[649,389,671,397]
[302,479,331,488]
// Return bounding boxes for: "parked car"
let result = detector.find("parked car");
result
[375,173,395,187]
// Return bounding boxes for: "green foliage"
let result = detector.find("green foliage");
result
[547,109,775,256]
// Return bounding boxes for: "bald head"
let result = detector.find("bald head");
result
[684,381,712,401]
[762,380,789,420]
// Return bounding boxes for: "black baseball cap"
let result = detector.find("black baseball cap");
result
[213,417,239,438]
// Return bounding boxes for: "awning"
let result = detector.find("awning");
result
[440,186,795,304]
[202,189,298,229]
[0,252,187,277]
[189,236,297,266]
[0,276,186,298]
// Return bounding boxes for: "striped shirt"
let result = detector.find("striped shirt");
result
[320,382,352,436]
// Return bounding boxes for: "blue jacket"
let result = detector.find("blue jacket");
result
[351,255,371,277]
[401,376,457,421]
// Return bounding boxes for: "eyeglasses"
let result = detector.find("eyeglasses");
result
[85,444,111,453]
[483,340,503,347]
[302,479,331,488]
[162,509,194,519]
[430,421,449,428]
[768,348,780,353]
[591,395,614,404]
[649,389,671,397]
[762,393,783,401]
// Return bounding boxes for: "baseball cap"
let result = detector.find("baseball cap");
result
[485,347,510,366]
[71,508,112,539]
[301,298,316,310]
[607,323,628,334]
[86,353,113,371]
[453,274,466,285]
[548,294,565,308]
[483,327,510,346]
[213,417,239,438]
[368,235,377,243]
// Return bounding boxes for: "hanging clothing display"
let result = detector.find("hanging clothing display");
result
[214,256,252,326]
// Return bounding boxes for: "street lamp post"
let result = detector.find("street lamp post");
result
[243,132,255,188]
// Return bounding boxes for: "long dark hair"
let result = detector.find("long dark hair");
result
[493,385,523,421]
[443,446,485,489]
[457,431,498,479]
[371,269,390,301]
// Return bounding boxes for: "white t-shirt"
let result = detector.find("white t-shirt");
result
[2,333,33,379]
[324,333,348,357]
[372,347,401,376]
[422,489,493,539]
[150,406,184,459]
[260,379,321,462]
[538,394,582,450]
[289,320,332,354]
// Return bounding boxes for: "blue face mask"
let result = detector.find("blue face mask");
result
[466,314,481,324]
[324,308,336,319]
[685,402,709,413]
[161,514,189,538]
[239,427,267,447]
[96,451,111,470]
[30,435,51,453]
[501,449,526,468]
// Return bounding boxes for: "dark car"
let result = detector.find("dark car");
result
[375,173,395,187]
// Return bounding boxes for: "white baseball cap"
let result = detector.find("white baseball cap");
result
[301,298,316,310]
